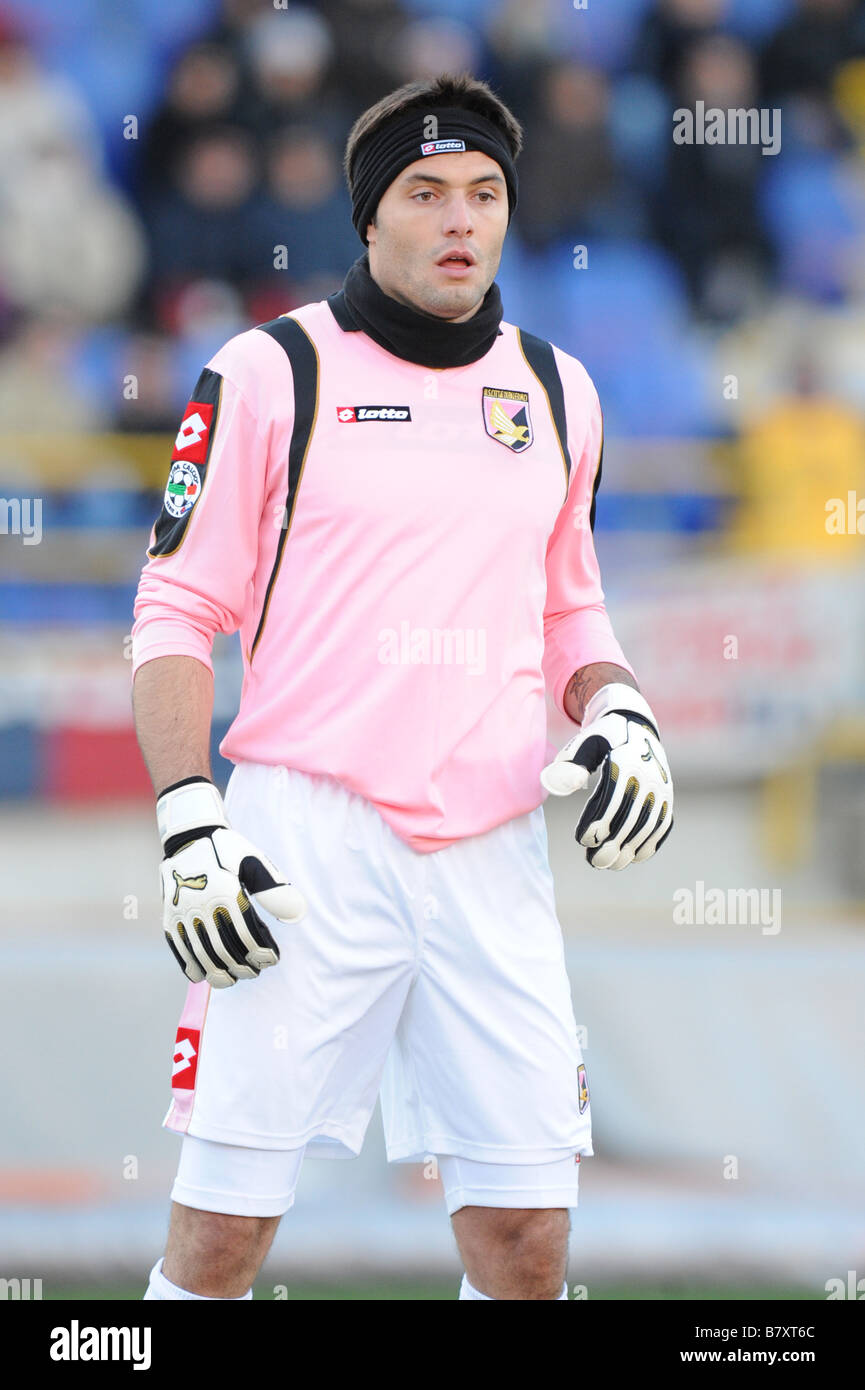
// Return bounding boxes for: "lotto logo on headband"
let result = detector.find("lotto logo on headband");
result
[420,139,466,155]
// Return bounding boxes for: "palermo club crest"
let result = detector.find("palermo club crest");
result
[578,1063,590,1114]
[482,387,533,452]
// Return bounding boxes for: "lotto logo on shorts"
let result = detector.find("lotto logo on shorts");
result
[172,1028,200,1089]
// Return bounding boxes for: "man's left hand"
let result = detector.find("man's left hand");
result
[540,683,674,870]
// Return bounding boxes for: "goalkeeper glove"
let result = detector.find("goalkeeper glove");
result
[157,777,306,988]
[540,683,674,870]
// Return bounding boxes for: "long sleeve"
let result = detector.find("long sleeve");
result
[131,346,275,678]
[542,359,635,723]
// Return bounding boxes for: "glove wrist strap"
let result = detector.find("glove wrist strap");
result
[582,682,660,738]
[156,779,228,849]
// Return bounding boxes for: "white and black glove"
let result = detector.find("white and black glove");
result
[157,776,307,988]
[540,683,673,870]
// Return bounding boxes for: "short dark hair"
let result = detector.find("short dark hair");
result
[344,71,524,195]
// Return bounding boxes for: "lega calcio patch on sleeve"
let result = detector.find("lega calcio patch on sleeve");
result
[164,459,202,519]
[148,370,222,558]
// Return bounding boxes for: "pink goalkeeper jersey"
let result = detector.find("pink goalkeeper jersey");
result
[131,293,634,852]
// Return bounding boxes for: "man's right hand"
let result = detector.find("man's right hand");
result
[157,777,307,989]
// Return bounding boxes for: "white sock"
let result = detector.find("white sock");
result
[143,1257,253,1301]
[459,1273,569,1300]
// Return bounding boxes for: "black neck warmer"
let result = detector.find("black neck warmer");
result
[333,252,503,368]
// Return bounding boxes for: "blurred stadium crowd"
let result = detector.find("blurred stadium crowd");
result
[2,0,865,799]
[2,0,865,433]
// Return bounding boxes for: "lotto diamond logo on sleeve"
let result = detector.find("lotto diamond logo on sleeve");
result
[173,402,214,463]
[148,366,222,558]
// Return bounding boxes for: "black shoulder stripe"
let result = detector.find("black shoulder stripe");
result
[589,430,603,534]
[148,367,223,559]
[250,315,320,661]
[516,328,570,490]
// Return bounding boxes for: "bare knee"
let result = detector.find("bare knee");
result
[162,1202,281,1298]
[452,1206,569,1300]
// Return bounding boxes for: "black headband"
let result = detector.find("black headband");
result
[348,104,518,245]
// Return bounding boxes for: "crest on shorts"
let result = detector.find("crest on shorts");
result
[482,387,533,452]
[578,1063,590,1114]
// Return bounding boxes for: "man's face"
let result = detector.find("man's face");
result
[366,149,509,323]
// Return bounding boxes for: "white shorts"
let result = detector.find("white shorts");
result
[171,1134,582,1218]
[164,764,591,1181]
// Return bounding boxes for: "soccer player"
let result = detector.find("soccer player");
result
[133,72,673,1302]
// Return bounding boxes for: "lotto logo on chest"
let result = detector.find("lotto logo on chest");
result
[336,405,412,422]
